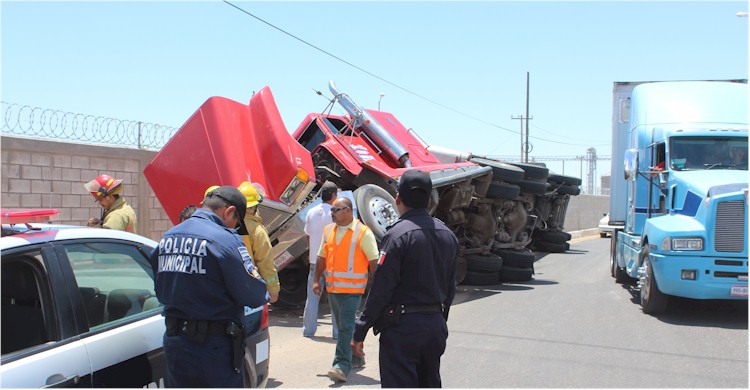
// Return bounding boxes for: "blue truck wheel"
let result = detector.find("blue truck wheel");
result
[639,248,669,314]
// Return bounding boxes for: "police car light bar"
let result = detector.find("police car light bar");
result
[1,209,60,225]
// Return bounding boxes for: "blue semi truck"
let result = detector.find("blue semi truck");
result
[608,80,748,314]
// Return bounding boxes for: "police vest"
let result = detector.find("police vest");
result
[323,220,371,294]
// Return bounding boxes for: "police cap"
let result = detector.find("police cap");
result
[397,169,432,208]
[206,185,248,235]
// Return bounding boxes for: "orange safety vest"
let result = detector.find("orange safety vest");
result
[322,220,371,294]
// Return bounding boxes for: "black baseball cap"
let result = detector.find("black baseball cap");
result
[206,185,248,235]
[397,169,432,208]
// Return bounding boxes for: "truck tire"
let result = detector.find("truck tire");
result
[639,247,669,314]
[354,184,399,241]
[550,183,581,196]
[494,248,535,268]
[456,256,467,286]
[547,173,582,186]
[532,240,567,253]
[517,180,548,195]
[276,267,308,307]
[462,270,500,286]
[486,182,520,199]
[498,265,534,282]
[466,253,503,272]
[536,230,571,244]
[507,162,549,182]
[469,157,525,183]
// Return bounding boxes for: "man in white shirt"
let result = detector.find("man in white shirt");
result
[302,181,339,338]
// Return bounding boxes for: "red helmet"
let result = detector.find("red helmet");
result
[84,174,123,201]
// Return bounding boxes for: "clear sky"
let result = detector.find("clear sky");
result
[2,0,748,192]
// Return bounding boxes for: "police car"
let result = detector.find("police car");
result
[1,209,270,388]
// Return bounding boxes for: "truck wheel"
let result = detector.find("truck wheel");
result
[494,248,535,268]
[456,256,467,286]
[486,182,520,199]
[462,270,500,286]
[276,267,308,307]
[547,173,582,186]
[536,230,571,244]
[532,240,567,253]
[507,162,549,182]
[466,253,503,272]
[639,248,669,314]
[498,265,534,282]
[354,184,399,241]
[551,184,581,196]
[469,157,525,183]
[517,180,548,195]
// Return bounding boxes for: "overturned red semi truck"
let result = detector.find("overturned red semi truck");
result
[144,81,581,305]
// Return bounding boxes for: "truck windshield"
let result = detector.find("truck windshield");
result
[669,136,748,171]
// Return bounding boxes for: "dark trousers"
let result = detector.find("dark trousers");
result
[378,312,448,388]
[163,333,242,387]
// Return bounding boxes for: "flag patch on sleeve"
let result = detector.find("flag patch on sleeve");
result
[378,250,387,265]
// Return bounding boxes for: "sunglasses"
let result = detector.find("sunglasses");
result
[331,206,349,213]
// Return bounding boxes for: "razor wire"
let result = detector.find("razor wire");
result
[1,102,178,150]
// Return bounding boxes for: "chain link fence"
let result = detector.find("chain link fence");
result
[1,102,178,151]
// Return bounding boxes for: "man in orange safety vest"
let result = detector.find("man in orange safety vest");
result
[312,197,379,383]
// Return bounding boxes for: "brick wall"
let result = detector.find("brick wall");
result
[1,135,172,241]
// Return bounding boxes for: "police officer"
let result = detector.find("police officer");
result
[352,169,459,388]
[150,185,269,387]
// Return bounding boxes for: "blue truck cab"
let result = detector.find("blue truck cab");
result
[609,80,748,314]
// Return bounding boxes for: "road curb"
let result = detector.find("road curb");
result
[568,227,599,240]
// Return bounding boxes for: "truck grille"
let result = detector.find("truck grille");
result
[714,200,746,252]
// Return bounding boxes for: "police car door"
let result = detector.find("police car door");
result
[1,245,94,387]
[59,239,166,388]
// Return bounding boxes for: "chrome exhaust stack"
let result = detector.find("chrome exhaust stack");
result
[328,80,412,168]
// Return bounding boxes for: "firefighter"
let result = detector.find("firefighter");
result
[84,174,137,233]
[237,181,280,304]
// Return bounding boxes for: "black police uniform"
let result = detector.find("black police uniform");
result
[353,208,458,388]
[150,208,269,387]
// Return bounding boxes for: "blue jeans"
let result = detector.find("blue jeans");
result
[327,293,364,376]
[302,266,338,338]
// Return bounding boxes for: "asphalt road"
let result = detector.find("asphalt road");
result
[265,235,748,388]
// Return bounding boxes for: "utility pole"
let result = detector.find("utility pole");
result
[511,73,533,162]
[525,72,531,163]
[511,115,524,160]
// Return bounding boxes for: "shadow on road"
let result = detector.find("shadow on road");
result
[620,282,748,329]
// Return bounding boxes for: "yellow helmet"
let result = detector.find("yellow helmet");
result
[201,185,220,205]
[237,181,263,207]
[204,185,220,198]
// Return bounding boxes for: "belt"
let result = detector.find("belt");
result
[165,317,231,337]
[399,304,443,314]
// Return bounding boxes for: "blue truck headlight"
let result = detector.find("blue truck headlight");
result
[671,238,703,251]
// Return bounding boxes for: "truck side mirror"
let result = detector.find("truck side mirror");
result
[624,149,638,181]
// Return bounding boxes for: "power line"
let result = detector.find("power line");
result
[222,1,518,136]
[222,1,606,149]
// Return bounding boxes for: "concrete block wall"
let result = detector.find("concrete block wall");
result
[1,136,171,241]
[562,194,609,232]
